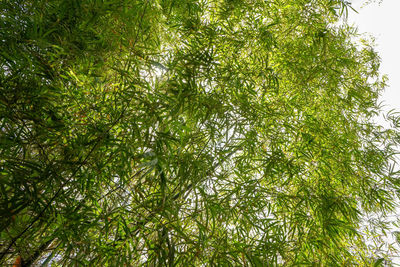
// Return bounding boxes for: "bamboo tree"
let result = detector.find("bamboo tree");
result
[1,0,400,266]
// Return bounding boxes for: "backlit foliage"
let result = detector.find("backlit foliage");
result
[1,0,400,265]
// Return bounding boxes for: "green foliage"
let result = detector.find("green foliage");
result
[1,0,400,265]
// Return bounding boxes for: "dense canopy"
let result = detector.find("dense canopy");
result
[1,0,400,265]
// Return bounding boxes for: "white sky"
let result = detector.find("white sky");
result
[348,1,400,264]
[348,0,400,114]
